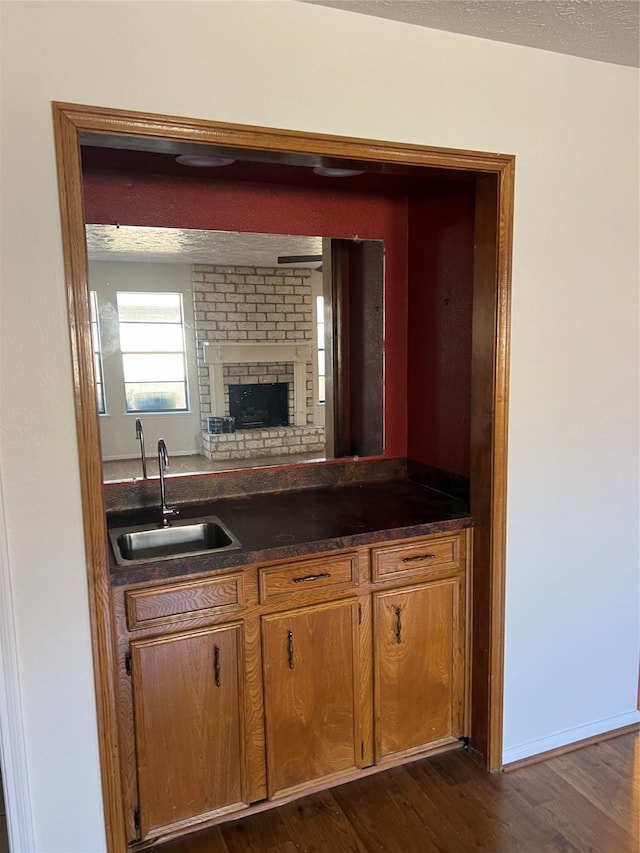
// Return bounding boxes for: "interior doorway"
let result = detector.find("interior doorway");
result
[53,102,514,853]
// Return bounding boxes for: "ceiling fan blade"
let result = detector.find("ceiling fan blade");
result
[277,254,322,265]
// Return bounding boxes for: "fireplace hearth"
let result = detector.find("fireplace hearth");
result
[229,382,289,430]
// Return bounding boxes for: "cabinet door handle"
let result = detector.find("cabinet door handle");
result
[288,631,295,669]
[395,607,402,644]
[293,572,331,584]
[214,646,221,687]
[402,553,436,564]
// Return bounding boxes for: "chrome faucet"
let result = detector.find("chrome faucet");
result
[157,439,179,526]
[135,418,147,479]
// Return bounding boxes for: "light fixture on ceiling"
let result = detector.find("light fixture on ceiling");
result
[312,166,364,178]
[175,154,235,167]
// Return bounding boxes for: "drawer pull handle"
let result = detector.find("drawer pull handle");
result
[395,607,402,644]
[293,572,332,584]
[288,631,295,670]
[214,646,221,687]
[402,553,436,564]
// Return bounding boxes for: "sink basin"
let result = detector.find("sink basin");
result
[109,516,241,566]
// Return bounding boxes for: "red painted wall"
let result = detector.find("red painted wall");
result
[406,185,475,477]
[83,171,409,457]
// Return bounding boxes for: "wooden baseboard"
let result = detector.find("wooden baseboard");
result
[502,722,639,773]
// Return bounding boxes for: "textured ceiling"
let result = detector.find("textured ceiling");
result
[86,225,323,266]
[300,0,639,67]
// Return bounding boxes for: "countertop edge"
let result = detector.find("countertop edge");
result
[109,514,472,587]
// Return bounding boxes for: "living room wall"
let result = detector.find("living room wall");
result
[1,2,637,850]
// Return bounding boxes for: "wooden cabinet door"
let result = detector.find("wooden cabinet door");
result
[374,578,464,763]
[131,623,248,840]
[262,598,361,798]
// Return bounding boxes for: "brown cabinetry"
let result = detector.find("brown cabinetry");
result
[262,598,361,798]
[374,577,465,762]
[258,553,358,604]
[130,622,248,841]
[125,572,244,630]
[115,528,469,844]
[371,534,461,582]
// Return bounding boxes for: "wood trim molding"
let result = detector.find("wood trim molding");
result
[53,101,514,173]
[52,104,127,852]
[51,101,514,850]
[468,162,514,772]
[487,159,515,771]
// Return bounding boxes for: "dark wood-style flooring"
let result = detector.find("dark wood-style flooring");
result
[155,731,639,853]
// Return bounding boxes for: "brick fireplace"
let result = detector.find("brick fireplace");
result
[229,381,289,429]
[193,264,325,462]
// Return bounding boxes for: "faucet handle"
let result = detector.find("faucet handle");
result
[161,504,179,526]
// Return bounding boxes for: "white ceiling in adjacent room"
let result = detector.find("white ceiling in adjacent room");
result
[86,225,323,267]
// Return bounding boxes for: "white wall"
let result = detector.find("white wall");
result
[89,261,202,462]
[0,1,637,848]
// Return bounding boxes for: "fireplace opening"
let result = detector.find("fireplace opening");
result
[229,382,289,430]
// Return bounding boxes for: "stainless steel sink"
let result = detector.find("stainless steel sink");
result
[109,516,241,566]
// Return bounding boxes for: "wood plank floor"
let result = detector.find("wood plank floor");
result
[155,732,638,853]
[0,773,7,853]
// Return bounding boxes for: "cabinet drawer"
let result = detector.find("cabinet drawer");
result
[125,573,244,630]
[259,553,358,604]
[371,534,462,582]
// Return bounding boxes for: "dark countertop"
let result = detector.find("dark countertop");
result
[108,479,472,586]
